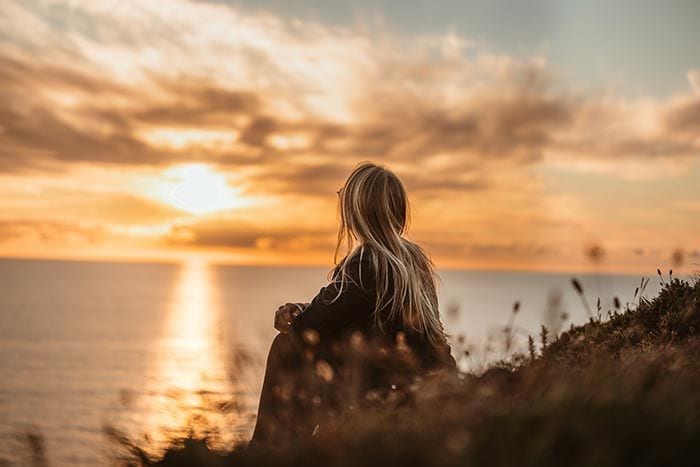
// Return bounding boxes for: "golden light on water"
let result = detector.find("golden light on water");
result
[147,259,236,449]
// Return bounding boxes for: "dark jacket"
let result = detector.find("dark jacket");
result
[290,250,456,373]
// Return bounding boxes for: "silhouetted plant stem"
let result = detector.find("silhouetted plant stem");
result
[571,278,593,319]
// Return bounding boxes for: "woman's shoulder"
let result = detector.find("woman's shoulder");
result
[332,247,375,288]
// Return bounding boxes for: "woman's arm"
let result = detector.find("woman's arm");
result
[290,274,374,346]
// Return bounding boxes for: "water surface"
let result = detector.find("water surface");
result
[0,258,658,465]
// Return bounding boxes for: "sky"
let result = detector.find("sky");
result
[0,0,698,273]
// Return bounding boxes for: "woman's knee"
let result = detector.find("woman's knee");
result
[270,331,293,352]
[266,332,301,368]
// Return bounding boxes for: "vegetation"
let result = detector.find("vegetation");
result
[114,276,700,467]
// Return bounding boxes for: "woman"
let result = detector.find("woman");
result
[251,162,455,444]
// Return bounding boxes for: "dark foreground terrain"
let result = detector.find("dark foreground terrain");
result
[116,275,700,467]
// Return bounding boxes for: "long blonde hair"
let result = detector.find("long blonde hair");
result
[332,162,446,346]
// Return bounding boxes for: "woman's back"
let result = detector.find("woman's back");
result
[291,246,456,373]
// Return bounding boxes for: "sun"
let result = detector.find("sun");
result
[164,164,242,214]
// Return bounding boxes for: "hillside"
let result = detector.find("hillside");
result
[117,276,700,467]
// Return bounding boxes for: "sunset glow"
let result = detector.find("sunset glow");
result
[164,165,244,215]
[0,0,697,272]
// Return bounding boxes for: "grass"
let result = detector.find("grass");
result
[111,276,700,467]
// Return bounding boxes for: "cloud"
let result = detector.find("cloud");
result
[689,70,700,94]
[0,56,169,171]
[0,219,108,244]
[61,192,188,224]
[665,92,700,138]
[0,0,698,193]
[166,217,336,253]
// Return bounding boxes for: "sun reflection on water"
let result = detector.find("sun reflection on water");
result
[146,259,237,451]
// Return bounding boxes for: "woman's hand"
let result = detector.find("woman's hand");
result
[274,302,308,333]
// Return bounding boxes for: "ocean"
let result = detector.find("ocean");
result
[0,258,659,466]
